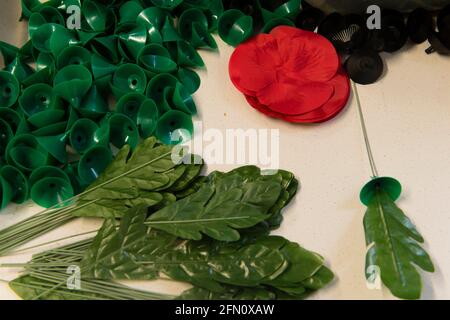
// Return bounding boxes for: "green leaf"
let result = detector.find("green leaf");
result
[177,286,276,300]
[147,173,283,241]
[81,206,160,280]
[363,189,434,300]
[73,192,163,218]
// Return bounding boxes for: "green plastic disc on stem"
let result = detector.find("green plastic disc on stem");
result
[0,165,29,204]
[0,71,20,108]
[108,113,139,150]
[360,177,403,206]
[53,65,93,108]
[137,7,168,30]
[161,16,182,42]
[78,145,113,184]
[0,41,19,66]
[30,177,74,208]
[155,110,193,145]
[90,36,120,64]
[218,9,254,47]
[19,83,57,117]
[178,8,217,49]
[146,73,179,108]
[111,63,147,99]
[32,121,67,137]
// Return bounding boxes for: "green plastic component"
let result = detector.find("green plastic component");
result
[258,0,302,23]
[91,53,117,79]
[63,162,86,195]
[0,165,28,204]
[0,176,13,209]
[0,71,20,108]
[90,36,120,64]
[31,121,67,137]
[137,7,168,30]
[116,23,148,61]
[205,0,224,31]
[138,44,178,74]
[116,93,147,121]
[178,8,217,49]
[30,177,74,208]
[77,30,101,46]
[108,113,139,150]
[78,85,109,118]
[82,0,116,32]
[177,67,200,94]
[261,17,295,33]
[29,166,70,188]
[0,109,22,134]
[8,146,47,173]
[146,73,179,105]
[22,67,54,87]
[174,41,205,67]
[173,82,197,115]
[161,16,182,42]
[360,177,403,206]
[137,99,159,138]
[0,41,19,66]
[36,52,55,71]
[151,0,183,11]
[155,110,194,145]
[5,57,35,83]
[28,7,64,37]
[57,46,91,69]
[53,65,92,108]
[27,109,65,128]
[0,119,14,155]
[19,83,57,117]
[218,9,254,47]
[69,118,108,154]
[31,24,70,54]
[36,133,68,164]
[78,145,113,184]
[111,63,147,99]
[119,1,144,25]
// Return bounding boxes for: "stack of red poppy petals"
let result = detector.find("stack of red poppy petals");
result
[229,26,350,123]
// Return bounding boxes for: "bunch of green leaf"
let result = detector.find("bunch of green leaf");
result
[363,188,434,300]
[77,206,333,299]
[0,137,203,255]
[146,165,299,241]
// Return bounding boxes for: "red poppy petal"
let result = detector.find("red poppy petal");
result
[272,26,339,82]
[256,81,334,115]
[229,34,278,94]
[245,95,284,119]
[282,70,350,123]
[245,70,350,123]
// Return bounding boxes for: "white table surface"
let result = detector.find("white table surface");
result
[1,0,450,300]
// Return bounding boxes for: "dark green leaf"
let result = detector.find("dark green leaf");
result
[363,189,434,300]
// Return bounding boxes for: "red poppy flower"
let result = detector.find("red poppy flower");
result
[229,26,350,123]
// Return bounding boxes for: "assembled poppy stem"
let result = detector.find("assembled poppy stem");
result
[351,81,379,178]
